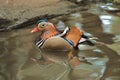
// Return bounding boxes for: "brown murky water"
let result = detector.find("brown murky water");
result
[0,4,120,80]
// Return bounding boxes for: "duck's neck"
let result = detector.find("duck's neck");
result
[41,28,59,40]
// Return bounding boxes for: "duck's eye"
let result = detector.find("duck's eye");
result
[38,23,47,28]
[41,24,46,27]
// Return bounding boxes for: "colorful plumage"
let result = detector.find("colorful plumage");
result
[31,20,84,50]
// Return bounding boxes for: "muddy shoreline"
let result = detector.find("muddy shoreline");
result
[0,0,89,32]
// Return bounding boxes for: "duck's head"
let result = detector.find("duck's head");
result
[31,19,56,33]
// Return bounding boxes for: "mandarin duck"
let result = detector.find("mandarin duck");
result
[31,20,85,51]
[31,19,99,50]
[31,19,104,67]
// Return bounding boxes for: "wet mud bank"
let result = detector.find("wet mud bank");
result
[0,0,89,32]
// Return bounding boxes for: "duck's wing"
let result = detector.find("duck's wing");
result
[41,37,73,51]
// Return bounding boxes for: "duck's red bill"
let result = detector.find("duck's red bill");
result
[31,27,39,33]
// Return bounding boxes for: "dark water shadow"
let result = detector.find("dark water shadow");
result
[81,13,120,80]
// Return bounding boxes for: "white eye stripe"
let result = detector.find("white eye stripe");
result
[37,22,54,29]
[38,22,48,28]
[48,23,54,26]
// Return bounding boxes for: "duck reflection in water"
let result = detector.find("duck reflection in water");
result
[31,19,104,68]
